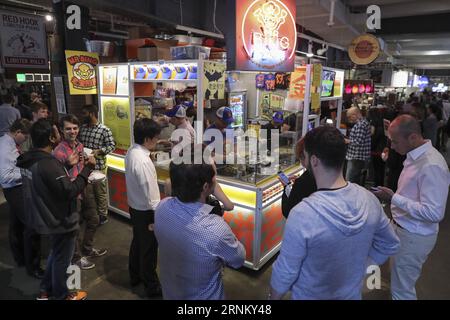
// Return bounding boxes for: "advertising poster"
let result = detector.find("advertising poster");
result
[312,64,322,88]
[101,67,117,95]
[100,97,131,151]
[65,50,99,95]
[53,76,67,114]
[115,65,129,95]
[0,10,48,68]
[203,61,226,100]
[288,66,307,100]
[311,93,321,114]
[235,0,297,72]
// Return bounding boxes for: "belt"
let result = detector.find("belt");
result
[392,219,404,230]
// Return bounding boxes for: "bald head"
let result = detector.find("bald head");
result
[390,114,422,139]
[388,114,424,155]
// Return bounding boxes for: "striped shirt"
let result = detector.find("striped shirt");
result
[79,123,115,170]
[154,197,245,300]
[346,118,371,161]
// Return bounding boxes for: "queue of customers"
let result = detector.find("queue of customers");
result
[1,93,449,300]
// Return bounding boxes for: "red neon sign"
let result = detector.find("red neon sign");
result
[236,0,297,72]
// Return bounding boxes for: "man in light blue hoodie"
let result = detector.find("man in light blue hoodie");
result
[269,126,400,300]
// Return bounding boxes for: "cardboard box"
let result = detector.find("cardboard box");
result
[126,38,178,61]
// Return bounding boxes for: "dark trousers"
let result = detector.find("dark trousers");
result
[73,184,99,261]
[3,185,41,273]
[129,207,159,291]
[346,160,366,185]
[387,166,403,192]
[40,231,77,300]
[372,155,386,187]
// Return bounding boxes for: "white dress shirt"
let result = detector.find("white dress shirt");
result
[0,134,21,188]
[391,140,450,236]
[125,143,160,211]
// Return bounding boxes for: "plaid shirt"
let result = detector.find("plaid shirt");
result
[79,123,115,170]
[346,118,371,161]
[53,140,84,179]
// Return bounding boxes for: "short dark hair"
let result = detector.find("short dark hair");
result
[304,125,346,170]
[1,93,14,104]
[82,104,98,118]
[133,118,161,144]
[10,118,32,134]
[59,114,80,129]
[30,101,48,113]
[30,119,53,148]
[170,158,215,203]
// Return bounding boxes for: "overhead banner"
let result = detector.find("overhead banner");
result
[203,61,226,100]
[235,0,297,72]
[348,34,380,65]
[0,10,48,68]
[65,50,99,95]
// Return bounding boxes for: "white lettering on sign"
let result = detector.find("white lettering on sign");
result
[366,5,381,30]
[66,4,81,30]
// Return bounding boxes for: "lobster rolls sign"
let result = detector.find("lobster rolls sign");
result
[235,0,297,72]
[65,50,99,95]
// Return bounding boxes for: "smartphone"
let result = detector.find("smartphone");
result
[277,171,291,186]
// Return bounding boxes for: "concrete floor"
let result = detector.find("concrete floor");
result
[1,153,449,300]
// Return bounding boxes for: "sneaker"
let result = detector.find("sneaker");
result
[75,257,95,270]
[65,291,87,300]
[36,292,50,300]
[86,248,107,258]
[99,216,109,225]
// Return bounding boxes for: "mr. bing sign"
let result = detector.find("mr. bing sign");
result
[235,0,297,72]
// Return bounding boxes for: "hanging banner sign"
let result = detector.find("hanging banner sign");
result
[288,66,307,100]
[65,50,99,95]
[203,61,226,100]
[0,10,48,68]
[235,0,297,72]
[348,34,380,65]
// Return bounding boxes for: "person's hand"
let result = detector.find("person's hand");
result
[381,147,389,162]
[92,149,102,157]
[344,138,351,144]
[372,186,394,202]
[157,139,172,147]
[148,224,154,231]
[67,151,79,166]
[85,155,96,168]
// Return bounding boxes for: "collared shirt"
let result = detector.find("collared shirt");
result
[154,197,246,300]
[125,144,160,211]
[346,118,371,161]
[0,104,20,137]
[79,123,115,170]
[0,134,22,188]
[391,140,450,236]
[53,140,84,179]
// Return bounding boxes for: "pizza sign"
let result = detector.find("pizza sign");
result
[348,34,380,65]
[236,0,297,72]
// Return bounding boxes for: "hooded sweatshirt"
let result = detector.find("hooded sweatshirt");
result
[270,182,399,300]
[16,149,91,235]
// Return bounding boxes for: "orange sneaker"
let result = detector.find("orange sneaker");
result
[65,291,87,300]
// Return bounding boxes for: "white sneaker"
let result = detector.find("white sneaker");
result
[75,257,95,270]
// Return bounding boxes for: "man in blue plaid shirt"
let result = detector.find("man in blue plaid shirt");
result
[79,104,116,225]
[345,107,371,185]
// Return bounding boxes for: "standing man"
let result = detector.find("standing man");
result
[17,119,95,300]
[0,93,21,137]
[54,114,107,270]
[125,118,162,297]
[373,115,450,300]
[79,104,116,225]
[21,101,50,153]
[0,119,43,278]
[155,154,245,300]
[165,104,195,146]
[270,126,399,300]
[345,107,371,185]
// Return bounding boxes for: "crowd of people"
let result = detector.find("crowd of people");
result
[0,88,449,300]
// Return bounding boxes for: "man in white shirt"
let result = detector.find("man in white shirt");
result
[125,118,162,297]
[0,93,21,137]
[374,114,450,300]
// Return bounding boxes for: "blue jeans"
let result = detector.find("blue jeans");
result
[346,160,366,185]
[390,224,437,300]
[40,231,77,300]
